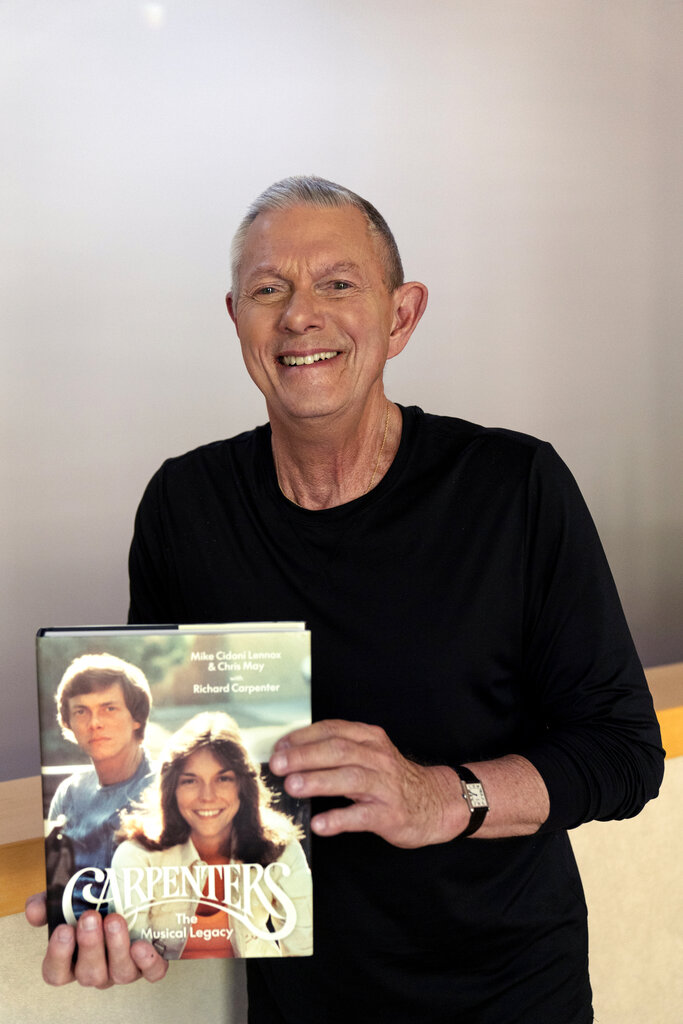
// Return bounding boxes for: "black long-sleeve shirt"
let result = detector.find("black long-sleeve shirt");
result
[129,405,663,1024]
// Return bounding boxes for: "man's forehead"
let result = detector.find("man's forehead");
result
[68,682,125,705]
[248,258,364,280]
[241,204,380,270]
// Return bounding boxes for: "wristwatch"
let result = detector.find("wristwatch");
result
[454,765,489,838]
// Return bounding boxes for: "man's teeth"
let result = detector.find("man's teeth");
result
[280,351,339,367]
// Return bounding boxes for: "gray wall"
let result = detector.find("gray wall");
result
[2,0,682,782]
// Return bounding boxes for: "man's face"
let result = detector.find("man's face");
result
[227,204,405,424]
[67,683,141,765]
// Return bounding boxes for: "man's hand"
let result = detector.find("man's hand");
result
[25,893,168,987]
[269,719,467,848]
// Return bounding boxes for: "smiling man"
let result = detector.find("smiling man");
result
[30,177,664,1022]
[47,654,154,917]
[225,198,426,508]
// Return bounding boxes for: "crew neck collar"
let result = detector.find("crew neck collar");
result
[260,404,419,518]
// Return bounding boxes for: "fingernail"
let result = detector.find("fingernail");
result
[80,914,99,931]
[56,926,73,944]
[312,816,327,833]
[288,773,303,793]
[274,737,291,751]
[105,917,123,933]
[271,753,287,773]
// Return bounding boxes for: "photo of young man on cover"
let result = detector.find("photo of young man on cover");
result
[46,655,155,921]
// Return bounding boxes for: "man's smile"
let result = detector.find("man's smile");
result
[278,351,340,367]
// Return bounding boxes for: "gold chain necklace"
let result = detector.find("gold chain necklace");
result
[364,400,390,495]
[274,402,391,507]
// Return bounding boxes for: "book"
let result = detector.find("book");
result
[36,622,312,959]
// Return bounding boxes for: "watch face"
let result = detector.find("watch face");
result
[465,782,488,809]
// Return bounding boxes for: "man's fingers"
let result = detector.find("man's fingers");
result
[73,912,111,988]
[275,719,383,754]
[103,914,141,985]
[25,891,47,928]
[272,722,389,777]
[42,924,76,986]
[311,802,377,838]
[130,940,170,982]
[40,912,167,989]
[284,763,375,800]
[271,717,456,848]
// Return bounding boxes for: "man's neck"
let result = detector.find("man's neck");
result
[269,397,402,510]
[92,742,144,786]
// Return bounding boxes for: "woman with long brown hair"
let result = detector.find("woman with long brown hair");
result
[112,711,312,959]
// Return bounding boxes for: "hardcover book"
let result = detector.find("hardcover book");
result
[36,622,312,959]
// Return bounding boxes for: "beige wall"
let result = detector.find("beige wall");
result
[570,756,683,1024]
[0,916,249,1024]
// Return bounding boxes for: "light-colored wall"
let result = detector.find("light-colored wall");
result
[569,754,683,1024]
[0,917,249,1024]
[2,0,682,782]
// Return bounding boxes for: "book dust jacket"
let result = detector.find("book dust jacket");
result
[36,624,312,959]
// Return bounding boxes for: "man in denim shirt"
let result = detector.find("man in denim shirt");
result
[48,654,154,919]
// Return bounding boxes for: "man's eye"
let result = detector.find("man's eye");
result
[255,286,277,295]
[330,281,351,290]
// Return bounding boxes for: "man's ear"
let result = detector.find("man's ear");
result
[387,281,428,360]
[226,292,238,329]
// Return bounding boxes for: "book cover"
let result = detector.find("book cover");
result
[36,623,312,959]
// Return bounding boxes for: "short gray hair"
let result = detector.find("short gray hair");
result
[230,175,404,298]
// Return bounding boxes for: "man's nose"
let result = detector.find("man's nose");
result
[279,289,324,334]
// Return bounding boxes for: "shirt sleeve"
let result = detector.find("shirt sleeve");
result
[128,464,180,624]
[48,779,67,822]
[518,443,665,831]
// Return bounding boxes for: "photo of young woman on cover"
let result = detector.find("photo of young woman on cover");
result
[112,712,312,959]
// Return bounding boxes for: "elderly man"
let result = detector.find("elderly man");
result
[28,177,663,1023]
